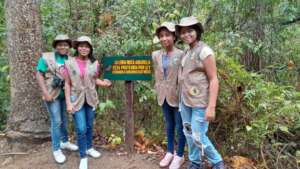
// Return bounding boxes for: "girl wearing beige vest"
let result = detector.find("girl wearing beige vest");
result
[36,34,78,164]
[175,16,224,169]
[64,36,111,169]
[152,22,186,169]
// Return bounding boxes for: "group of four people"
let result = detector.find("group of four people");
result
[36,16,224,169]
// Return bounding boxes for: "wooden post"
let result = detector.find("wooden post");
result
[125,80,134,153]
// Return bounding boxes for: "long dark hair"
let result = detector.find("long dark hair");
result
[190,25,202,40]
[74,42,96,63]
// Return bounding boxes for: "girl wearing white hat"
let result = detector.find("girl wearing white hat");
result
[36,34,78,164]
[176,16,225,169]
[64,36,111,169]
[153,22,186,169]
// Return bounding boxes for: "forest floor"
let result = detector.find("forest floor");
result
[0,139,266,169]
[0,141,163,169]
[0,141,204,169]
[0,134,265,169]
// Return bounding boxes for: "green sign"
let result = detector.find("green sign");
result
[102,56,152,80]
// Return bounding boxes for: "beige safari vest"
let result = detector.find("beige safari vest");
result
[178,41,210,108]
[152,47,183,107]
[42,52,65,100]
[65,57,99,111]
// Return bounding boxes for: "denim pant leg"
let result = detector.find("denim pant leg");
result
[59,98,69,143]
[73,106,87,158]
[162,100,175,154]
[179,101,201,164]
[84,104,95,150]
[45,99,63,151]
[174,107,186,157]
[191,107,223,165]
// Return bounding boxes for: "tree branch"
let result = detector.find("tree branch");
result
[281,16,300,25]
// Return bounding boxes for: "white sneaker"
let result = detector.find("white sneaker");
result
[169,155,184,169]
[60,141,78,151]
[79,157,88,169]
[86,148,101,158]
[53,149,66,164]
[159,152,173,168]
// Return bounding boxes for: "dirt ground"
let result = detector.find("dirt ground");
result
[0,142,162,169]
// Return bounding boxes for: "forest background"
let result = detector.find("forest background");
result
[0,0,299,168]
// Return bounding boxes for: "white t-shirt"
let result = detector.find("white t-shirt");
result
[181,46,214,66]
[200,46,214,60]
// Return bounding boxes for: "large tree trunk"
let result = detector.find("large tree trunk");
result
[5,0,49,142]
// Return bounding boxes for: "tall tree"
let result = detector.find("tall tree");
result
[5,0,49,142]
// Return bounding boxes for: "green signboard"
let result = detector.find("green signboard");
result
[102,56,152,80]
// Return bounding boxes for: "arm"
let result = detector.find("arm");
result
[95,60,112,87]
[151,51,158,85]
[36,71,53,101]
[96,78,112,87]
[63,67,73,113]
[203,54,219,121]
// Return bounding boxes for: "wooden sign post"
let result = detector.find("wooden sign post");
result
[125,80,134,153]
[102,56,152,153]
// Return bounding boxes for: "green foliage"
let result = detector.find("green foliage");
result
[0,0,9,131]
[108,134,122,146]
[98,99,116,114]
[0,0,298,167]
[0,58,9,131]
[133,80,164,142]
[215,53,300,160]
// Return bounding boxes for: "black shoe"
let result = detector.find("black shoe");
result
[187,161,203,169]
[212,161,225,169]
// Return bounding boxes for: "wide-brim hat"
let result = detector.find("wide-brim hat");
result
[175,16,204,36]
[73,36,93,49]
[52,34,72,48]
[155,22,176,37]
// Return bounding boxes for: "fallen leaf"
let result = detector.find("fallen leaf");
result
[225,156,257,169]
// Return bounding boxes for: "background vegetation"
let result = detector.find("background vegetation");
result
[0,0,299,168]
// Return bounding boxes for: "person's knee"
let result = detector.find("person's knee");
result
[192,132,208,148]
[52,117,62,129]
[175,123,184,134]
[183,122,208,147]
[183,122,192,137]
[76,124,87,136]
[166,121,176,131]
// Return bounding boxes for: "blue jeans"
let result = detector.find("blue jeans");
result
[45,98,69,151]
[162,100,186,157]
[73,103,95,158]
[179,101,222,165]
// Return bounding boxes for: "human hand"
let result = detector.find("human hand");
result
[205,107,216,122]
[43,93,53,102]
[103,79,112,87]
[66,103,74,114]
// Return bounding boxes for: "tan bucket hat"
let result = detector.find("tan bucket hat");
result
[52,34,72,48]
[175,16,204,35]
[73,36,93,49]
[155,22,176,36]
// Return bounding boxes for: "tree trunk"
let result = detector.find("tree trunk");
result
[241,0,265,71]
[5,0,49,142]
